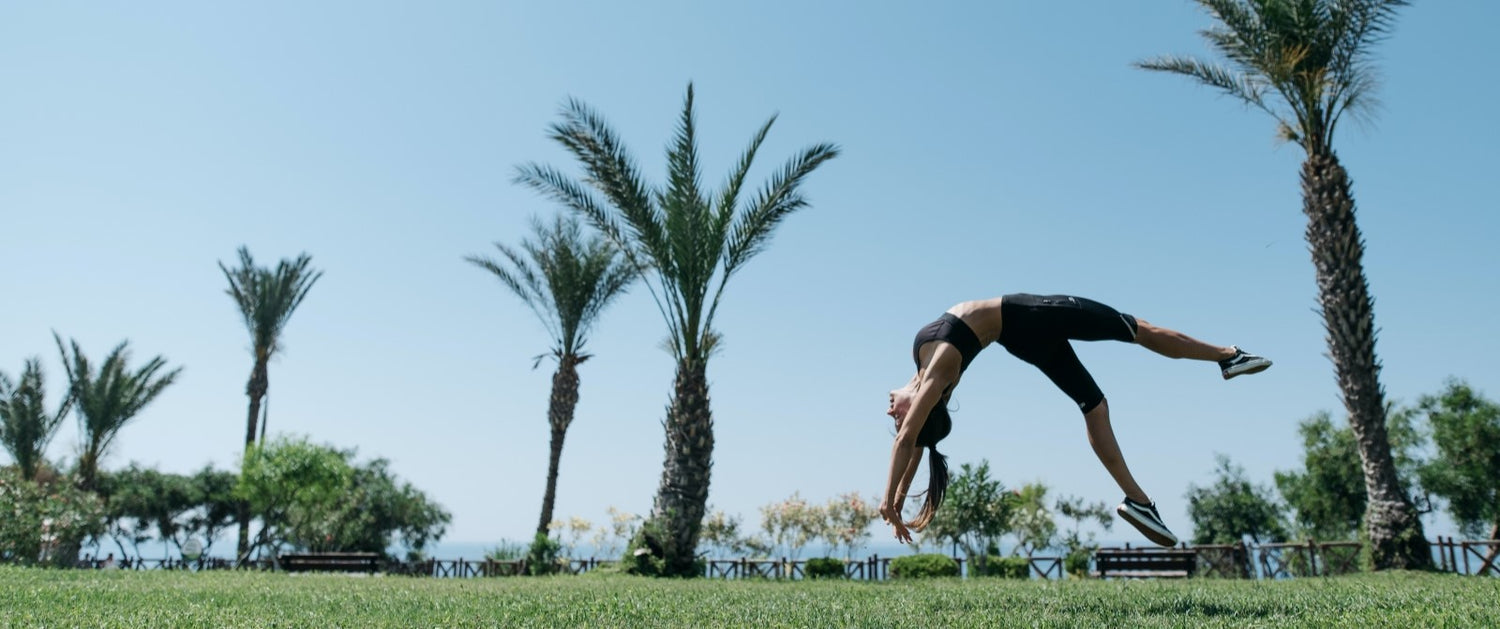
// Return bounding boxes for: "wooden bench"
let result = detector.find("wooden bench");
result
[1093,548,1197,579]
[278,552,382,574]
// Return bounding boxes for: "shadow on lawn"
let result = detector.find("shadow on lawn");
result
[1143,600,1274,619]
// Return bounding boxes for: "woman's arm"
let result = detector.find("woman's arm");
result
[879,369,949,543]
[892,447,924,513]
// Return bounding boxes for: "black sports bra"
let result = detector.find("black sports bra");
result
[912,313,983,371]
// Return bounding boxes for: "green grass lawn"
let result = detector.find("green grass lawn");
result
[1,567,1496,628]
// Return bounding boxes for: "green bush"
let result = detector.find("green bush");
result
[889,554,959,579]
[486,539,527,562]
[526,532,562,576]
[974,555,1030,579]
[1064,548,1093,578]
[805,557,846,579]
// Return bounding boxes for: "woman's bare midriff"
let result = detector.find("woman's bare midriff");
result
[945,296,1006,345]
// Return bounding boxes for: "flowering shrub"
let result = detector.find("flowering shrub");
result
[820,492,876,559]
[0,467,105,567]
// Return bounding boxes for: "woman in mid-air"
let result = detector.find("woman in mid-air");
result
[880,293,1271,546]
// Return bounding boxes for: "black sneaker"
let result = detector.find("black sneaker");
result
[1220,346,1271,380]
[1117,498,1179,547]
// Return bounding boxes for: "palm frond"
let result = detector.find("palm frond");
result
[700,141,838,345]
[723,142,840,276]
[551,99,672,270]
[658,84,715,340]
[520,84,837,363]
[1197,0,1266,68]
[473,214,634,359]
[218,246,321,359]
[53,334,179,487]
[1136,55,1271,112]
[466,241,562,346]
[1155,0,1407,153]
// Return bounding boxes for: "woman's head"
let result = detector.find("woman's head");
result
[906,403,952,531]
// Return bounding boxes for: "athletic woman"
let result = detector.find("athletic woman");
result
[880,294,1270,546]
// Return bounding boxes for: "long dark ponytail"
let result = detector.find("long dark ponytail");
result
[907,403,952,531]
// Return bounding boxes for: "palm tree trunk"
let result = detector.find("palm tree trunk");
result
[647,359,714,577]
[76,448,100,492]
[537,355,581,535]
[1301,150,1432,570]
[244,360,267,447]
[236,358,268,563]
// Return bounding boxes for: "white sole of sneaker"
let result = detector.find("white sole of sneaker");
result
[1117,504,1178,547]
[1223,358,1272,380]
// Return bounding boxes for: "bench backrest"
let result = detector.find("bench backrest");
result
[1095,550,1197,574]
[279,552,382,572]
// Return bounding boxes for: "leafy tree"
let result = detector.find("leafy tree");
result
[1186,455,1289,545]
[517,83,838,575]
[236,436,352,559]
[96,465,197,558]
[1274,412,1365,540]
[88,464,239,560]
[1274,408,1422,540]
[237,436,450,560]
[1055,495,1113,577]
[467,215,633,535]
[921,461,1014,566]
[1413,380,1500,540]
[53,334,181,492]
[1138,0,1430,569]
[1009,482,1057,557]
[0,358,73,481]
[182,466,239,559]
[219,246,321,560]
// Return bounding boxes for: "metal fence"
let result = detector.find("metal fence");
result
[71,539,1500,580]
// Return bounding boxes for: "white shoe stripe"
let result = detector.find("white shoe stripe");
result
[1121,503,1175,537]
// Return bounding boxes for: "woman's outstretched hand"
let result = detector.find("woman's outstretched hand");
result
[878,501,912,544]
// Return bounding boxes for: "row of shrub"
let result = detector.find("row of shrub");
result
[888,554,1033,579]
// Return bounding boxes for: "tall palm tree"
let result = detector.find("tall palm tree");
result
[0,358,75,481]
[1137,0,1430,569]
[53,334,181,492]
[517,83,838,575]
[466,215,635,535]
[219,245,322,562]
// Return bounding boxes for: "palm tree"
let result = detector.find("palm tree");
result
[53,334,181,492]
[218,245,322,562]
[1137,0,1431,569]
[0,358,75,481]
[466,215,635,535]
[517,83,838,575]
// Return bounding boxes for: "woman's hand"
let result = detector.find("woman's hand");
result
[878,500,912,544]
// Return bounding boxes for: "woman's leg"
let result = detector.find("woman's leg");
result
[1083,399,1150,504]
[1135,319,1236,361]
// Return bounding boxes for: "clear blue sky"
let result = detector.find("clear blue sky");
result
[1,2,1495,548]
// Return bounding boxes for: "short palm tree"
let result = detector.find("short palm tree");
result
[517,83,838,575]
[219,245,322,561]
[466,215,635,535]
[0,358,75,481]
[53,334,181,492]
[1137,0,1431,569]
